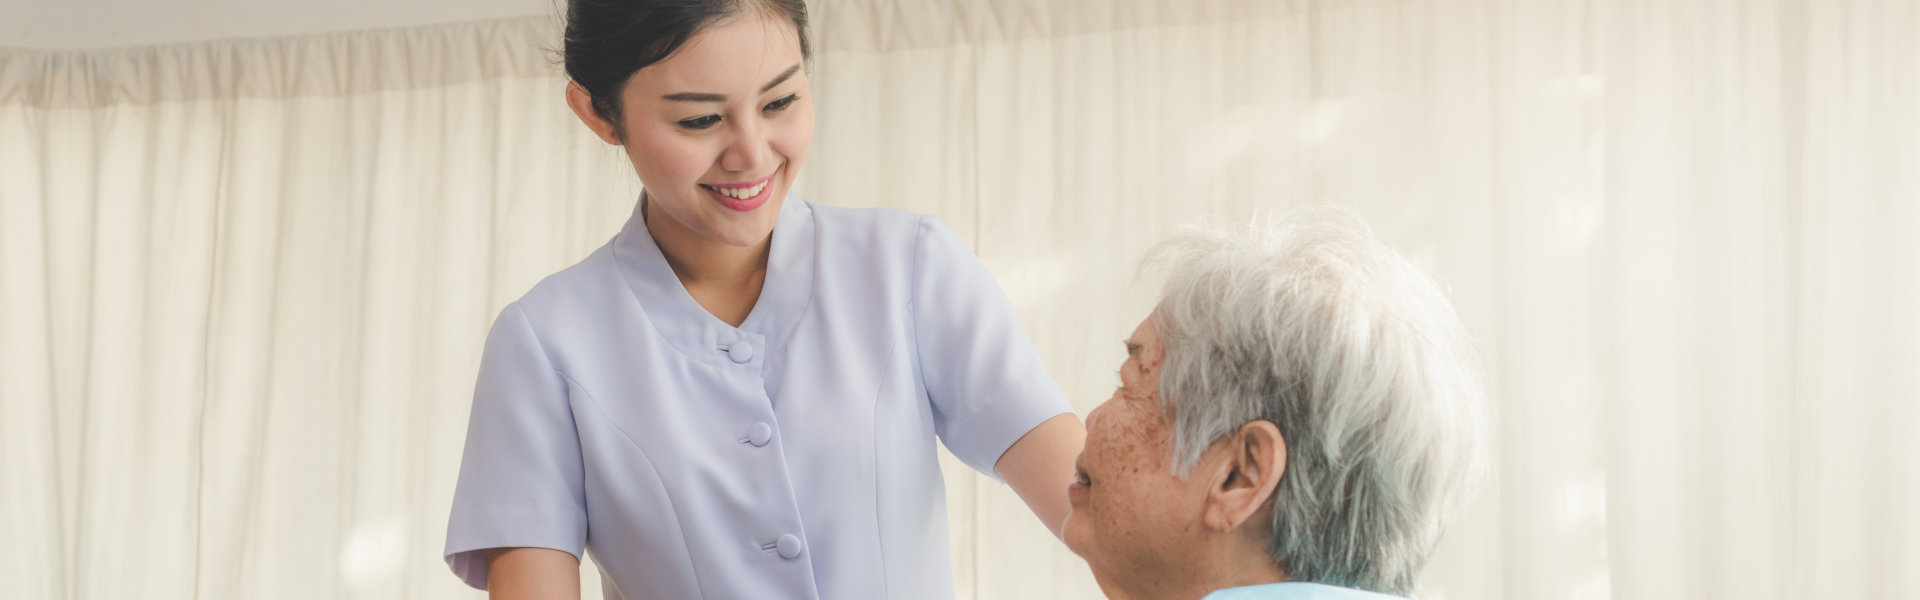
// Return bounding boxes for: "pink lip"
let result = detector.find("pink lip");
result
[701,171,778,212]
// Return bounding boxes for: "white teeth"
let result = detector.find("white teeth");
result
[712,180,770,200]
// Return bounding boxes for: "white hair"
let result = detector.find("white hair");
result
[1145,208,1490,596]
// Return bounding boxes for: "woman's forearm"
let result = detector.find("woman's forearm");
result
[996,412,1089,540]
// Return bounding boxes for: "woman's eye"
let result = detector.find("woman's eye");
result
[678,115,721,130]
[764,94,799,112]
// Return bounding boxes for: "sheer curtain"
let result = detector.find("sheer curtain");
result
[3,1,1915,599]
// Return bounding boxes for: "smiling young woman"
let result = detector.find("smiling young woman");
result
[440,1,1086,599]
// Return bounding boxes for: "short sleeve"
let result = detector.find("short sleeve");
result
[443,302,587,590]
[911,216,1074,481]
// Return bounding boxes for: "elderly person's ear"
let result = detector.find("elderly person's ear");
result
[1202,420,1287,532]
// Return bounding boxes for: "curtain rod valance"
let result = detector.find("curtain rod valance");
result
[0,16,562,108]
[813,0,1335,52]
[0,0,1381,108]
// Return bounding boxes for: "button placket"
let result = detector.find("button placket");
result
[718,329,793,565]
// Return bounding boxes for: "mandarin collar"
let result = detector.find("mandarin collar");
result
[610,193,816,367]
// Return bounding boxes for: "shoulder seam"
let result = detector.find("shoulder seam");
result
[908,213,931,316]
[504,301,578,397]
[504,301,561,373]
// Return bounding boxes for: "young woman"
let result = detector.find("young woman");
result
[442,1,1085,598]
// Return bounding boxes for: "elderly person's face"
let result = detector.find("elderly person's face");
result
[1063,314,1290,597]
[1061,317,1219,587]
[1064,315,1179,560]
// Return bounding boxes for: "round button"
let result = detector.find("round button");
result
[776,534,803,559]
[727,342,755,363]
[747,422,773,447]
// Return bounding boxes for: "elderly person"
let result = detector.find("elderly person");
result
[1062,212,1490,600]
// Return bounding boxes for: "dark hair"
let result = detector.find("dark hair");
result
[564,0,812,126]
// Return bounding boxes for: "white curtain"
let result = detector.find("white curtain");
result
[3,1,1915,599]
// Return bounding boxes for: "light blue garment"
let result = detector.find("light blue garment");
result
[443,196,1071,599]
[1203,582,1411,600]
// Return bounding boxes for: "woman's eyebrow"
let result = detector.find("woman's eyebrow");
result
[662,64,803,102]
[760,64,801,92]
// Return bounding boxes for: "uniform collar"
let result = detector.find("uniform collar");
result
[610,192,816,367]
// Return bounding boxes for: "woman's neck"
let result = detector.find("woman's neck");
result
[643,196,769,327]
[644,196,769,283]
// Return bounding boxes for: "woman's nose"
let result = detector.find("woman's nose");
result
[719,119,770,173]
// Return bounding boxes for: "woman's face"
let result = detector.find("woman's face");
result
[603,10,813,248]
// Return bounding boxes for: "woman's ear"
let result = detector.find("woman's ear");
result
[566,81,625,146]
[1201,420,1287,533]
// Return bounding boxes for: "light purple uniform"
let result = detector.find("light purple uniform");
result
[444,196,1069,599]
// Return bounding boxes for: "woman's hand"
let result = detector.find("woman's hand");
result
[485,547,580,600]
[995,413,1089,540]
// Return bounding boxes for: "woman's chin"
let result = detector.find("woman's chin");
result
[702,202,781,246]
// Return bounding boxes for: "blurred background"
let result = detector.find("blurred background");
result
[3,0,1916,598]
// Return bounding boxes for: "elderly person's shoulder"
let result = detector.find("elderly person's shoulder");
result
[1205,582,1413,600]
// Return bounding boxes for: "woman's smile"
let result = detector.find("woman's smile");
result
[700,167,779,212]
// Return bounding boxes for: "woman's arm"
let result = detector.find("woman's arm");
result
[995,412,1088,540]
[484,547,580,600]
